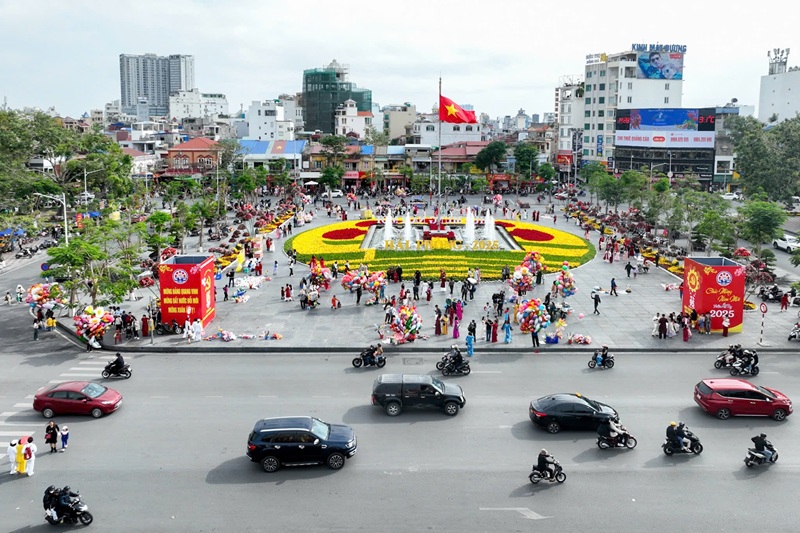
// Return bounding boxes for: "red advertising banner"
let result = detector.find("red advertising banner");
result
[157,255,216,328]
[682,257,745,333]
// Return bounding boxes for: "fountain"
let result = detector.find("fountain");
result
[383,209,393,244]
[483,212,496,240]
[404,211,414,243]
[464,209,476,244]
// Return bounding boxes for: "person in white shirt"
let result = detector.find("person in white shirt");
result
[24,437,37,476]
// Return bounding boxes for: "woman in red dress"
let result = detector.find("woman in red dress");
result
[440,269,446,289]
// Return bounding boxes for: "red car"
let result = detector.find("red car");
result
[33,381,123,419]
[694,378,792,421]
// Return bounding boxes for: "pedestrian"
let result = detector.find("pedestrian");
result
[4,291,12,305]
[781,292,789,312]
[227,269,235,287]
[448,278,455,295]
[141,315,149,337]
[452,316,460,339]
[610,278,618,296]
[223,286,229,301]
[434,306,442,335]
[592,292,601,314]
[44,420,59,453]
[678,282,684,299]
[722,315,730,337]
[531,329,540,347]
[682,314,692,342]
[14,439,26,474]
[7,439,17,474]
[654,252,660,270]
[704,312,711,335]
[625,262,633,278]
[192,319,203,342]
[273,261,278,276]
[289,263,293,277]
[33,318,41,340]
[60,425,69,451]
[24,436,36,476]
[658,314,668,339]
[356,285,363,305]
[484,318,493,341]
[412,284,419,301]
[652,313,661,336]
[491,319,499,343]
[553,215,557,224]
[465,333,474,356]
[131,316,140,340]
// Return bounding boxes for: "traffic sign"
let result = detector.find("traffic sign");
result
[41,263,49,271]
[760,302,768,314]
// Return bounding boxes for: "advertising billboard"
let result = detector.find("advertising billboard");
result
[682,257,745,333]
[158,255,216,328]
[615,108,716,148]
[636,51,684,79]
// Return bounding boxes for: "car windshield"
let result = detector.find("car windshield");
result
[757,386,777,399]
[581,397,601,411]
[310,418,330,440]
[431,377,445,392]
[80,383,107,399]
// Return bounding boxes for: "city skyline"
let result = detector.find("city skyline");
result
[1,0,798,120]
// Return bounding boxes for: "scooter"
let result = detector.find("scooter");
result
[155,319,184,335]
[436,346,462,370]
[662,426,703,456]
[441,359,471,376]
[352,349,386,368]
[15,247,34,259]
[102,361,132,379]
[588,351,615,369]
[714,348,739,368]
[529,460,566,484]
[744,441,778,467]
[789,323,800,342]
[730,358,759,376]
[596,427,637,450]
[758,285,783,302]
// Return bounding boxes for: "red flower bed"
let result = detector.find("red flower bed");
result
[322,228,367,240]
[510,228,555,242]
[495,221,514,228]
[355,220,378,228]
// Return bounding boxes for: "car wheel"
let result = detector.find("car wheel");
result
[384,402,401,416]
[42,407,54,418]
[625,437,638,449]
[91,408,104,418]
[79,512,94,525]
[327,452,346,470]
[716,408,731,420]
[714,360,723,369]
[605,359,615,369]
[787,247,794,254]
[772,409,788,421]
[555,472,566,483]
[261,456,280,473]
[351,358,362,368]
[444,401,460,416]
[101,370,111,379]
[692,443,704,454]
[588,360,596,369]
[546,421,561,434]
[773,242,779,249]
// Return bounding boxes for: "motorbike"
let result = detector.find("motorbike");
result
[351,349,386,368]
[436,346,462,370]
[588,351,615,369]
[102,361,132,379]
[789,323,800,342]
[442,359,471,376]
[758,285,783,302]
[714,348,739,369]
[730,358,759,376]
[45,493,93,526]
[662,426,703,456]
[39,239,59,249]
[529,460,566,484]
[744,441,778,468]
[597,428,637,450]
[15,247,34,259]
[155,319,184,335]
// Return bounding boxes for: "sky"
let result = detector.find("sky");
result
[0,0,797,120]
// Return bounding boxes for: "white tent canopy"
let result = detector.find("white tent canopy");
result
[304,180,319,185]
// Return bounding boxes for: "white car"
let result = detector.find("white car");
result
[773,235,800,253]
[328,189,344,198]
[720,192,741,201]
[76,192,96,205]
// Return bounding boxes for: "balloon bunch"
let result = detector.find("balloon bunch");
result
[492,194,503,206]
[362,271,387,294]
[73,306,114,340]
[556,261,577,298]
[521,251,545,275]
[390,305,423,343]
[340,271,366,291]
[25,283,65,309]
[515,298,551,334]
[310,266,332,291]
[567,333,592,345]
[508,265,534,293]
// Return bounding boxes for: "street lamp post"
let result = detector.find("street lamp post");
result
[650,162,669,189]
[83,168,104,196]
[34,192,68,245]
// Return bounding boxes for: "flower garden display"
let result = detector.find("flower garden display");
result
[286,219,593,280]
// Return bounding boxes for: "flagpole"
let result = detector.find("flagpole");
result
[438,76,442,202]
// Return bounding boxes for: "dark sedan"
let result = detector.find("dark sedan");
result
[33,381,123,419]
[529,393,618,433]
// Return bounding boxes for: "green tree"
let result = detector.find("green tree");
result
[470,176,488,194]
[513,143,539,178]
[319,135,347,167]
[619,170,648,208]
[474,141,507,173]
[146,211,173,261]
[696,210,737,256]
[191,197,218,250]
[319,164,344,191]
[230,168,258,204]
[739,201,789,254]
[363,126,390,146]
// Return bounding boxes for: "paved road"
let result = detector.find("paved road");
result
[1,348,799,531]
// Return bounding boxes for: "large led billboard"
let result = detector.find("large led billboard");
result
[615,108,716,148]
[636,51,684,79]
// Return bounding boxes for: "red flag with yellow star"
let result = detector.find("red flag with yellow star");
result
[439,95,477,124]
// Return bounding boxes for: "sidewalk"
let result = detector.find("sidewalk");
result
[79,205,800,354]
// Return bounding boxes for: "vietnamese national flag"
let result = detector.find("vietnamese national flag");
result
[439,95,477,124]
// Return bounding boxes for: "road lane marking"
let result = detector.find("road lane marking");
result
[0,430,37,436]
[205,395,224,398]
[470,370,503,374]
[13,403,30,408]
[78,361,108,365]
[258,396,277,398]
[60,373,102,378]
[479,508,550,520]
[0,412,18,417]
[151,396,170,399]
[48,380,70,384]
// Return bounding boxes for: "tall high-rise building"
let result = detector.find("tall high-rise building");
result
[302,60,372,134]
[119,53,196,116]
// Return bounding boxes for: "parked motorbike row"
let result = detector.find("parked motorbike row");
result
[714,346,760,376]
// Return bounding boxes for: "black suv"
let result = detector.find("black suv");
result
[246,416,357,472]
[372,374,466,416]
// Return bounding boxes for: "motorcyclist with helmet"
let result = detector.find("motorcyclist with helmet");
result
[752,433,774,462]
[108,352,125,374]
[676,422,692,451]
[537,449,557,481]
[597,416,626,446]
[597,345,609,366]
[666,421,687,452]
[54,486,79,522]
[449,344,464,371]
[43,486,59,521]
